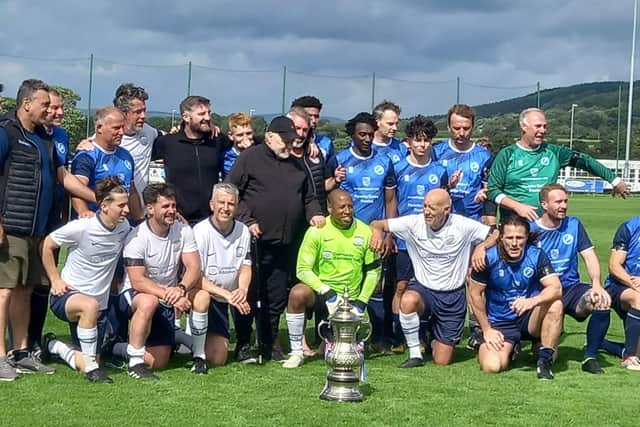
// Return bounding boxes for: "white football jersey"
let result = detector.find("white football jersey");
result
[388,213,490,291]
[122,220,198,292]
[50,216,130,310]
[193,218,251,302]
[119,123,158,196]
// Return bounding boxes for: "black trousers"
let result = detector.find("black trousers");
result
[235,241,296,359]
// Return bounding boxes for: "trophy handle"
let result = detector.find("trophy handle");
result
[317,320,331,342]
[357,318,372,343]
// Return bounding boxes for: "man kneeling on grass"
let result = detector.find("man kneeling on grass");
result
[117,183,206,380]
[469,215,562,380]
[282,189,380,368]
[42,177,131,383]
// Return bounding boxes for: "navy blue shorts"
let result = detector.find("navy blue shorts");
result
[207,299,231,339]
[395,250,415,282]
[562,283,591,321]
[606,282,629,320]
[407,282,466,346]
[484,311,534,345]
[307,291,330,322]
[50,291,108,350]
[116,289,175,347]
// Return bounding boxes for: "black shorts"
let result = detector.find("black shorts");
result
[408,282,466,346]
[606,282,629,320]
[207,299,231,339]
[483,311,534,345]
[562,283,591,321]
[50,291,108,351]
[394,250,415,282]
[117,289,175,347]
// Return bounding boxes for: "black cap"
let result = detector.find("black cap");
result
[267,116,297,143]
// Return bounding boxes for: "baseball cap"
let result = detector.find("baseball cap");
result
[267,116,297,143]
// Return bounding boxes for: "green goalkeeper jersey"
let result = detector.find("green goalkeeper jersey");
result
[296,217,380,303]
[487,142,616,219]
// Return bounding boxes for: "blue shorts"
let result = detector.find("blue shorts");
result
[395,250,414,282]
[116,289,175,347]
[208,299,231,339]
[606,282,629,320]
[562,283,591,321]
[50,291,108,350]
[407,282,466,346]
[484,311,534,345]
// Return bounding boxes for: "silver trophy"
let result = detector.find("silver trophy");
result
[318,287,371,402]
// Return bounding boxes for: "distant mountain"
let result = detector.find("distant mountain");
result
[472,81,635,117]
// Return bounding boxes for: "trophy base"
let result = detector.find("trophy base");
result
[319,382,364,402]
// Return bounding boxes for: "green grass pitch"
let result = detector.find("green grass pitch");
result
[3,194,640,427]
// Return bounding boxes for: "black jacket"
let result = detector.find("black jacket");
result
[226,143,322,245]
[152,130,224,223]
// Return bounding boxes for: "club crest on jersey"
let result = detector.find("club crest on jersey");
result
[470,162,480,173]
[124,160,132,170]
[404,174,411,182]
[392,154,400,163]
[518,159,524,167]
[207,266,219,276]
[348,166,354,173]
[550,249,559,259]
[56,142,66,154]
[353,237,364,247]
[562,234,574,245]
[322,251,333,260]
[428,174,438,185]
[523,267,534,279]
[236,246,244,258]
[529,168,539,177]
[362,176,371,186]
[540,156,550,166]
[416,185,425,196]
[374,165,384,175]
[441,159,448,166]
[498,269,505,277]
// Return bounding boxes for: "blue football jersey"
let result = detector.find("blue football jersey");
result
[394,157,448,250]
[221,146,240,180]
[432,140,492,220]
[606,216,640,287]
[315,134,334,163]
[50,126,70,203]
[471,245,555,323]
[329,146,397,224]
[530,217,592,289]
[372,137,404,166]
[71,144,135,212]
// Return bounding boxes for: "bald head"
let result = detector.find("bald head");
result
[425,188,451,208]
[423,188,451,229]
[328,189,354,228]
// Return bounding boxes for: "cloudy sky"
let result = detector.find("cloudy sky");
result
[0,0,637,119]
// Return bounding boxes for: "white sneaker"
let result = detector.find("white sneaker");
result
[621,356,640,371]
[282,353,305,369]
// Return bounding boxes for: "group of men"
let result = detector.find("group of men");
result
[0,77,637,384]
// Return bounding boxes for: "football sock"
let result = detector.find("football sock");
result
[538,347,555,365]
[28,287,49,350]
[623,308,640,358]
[112,343,129,360]
[584,309,610,358]
[600,338,624,357]
[190,311,208,359]
[77,326,99,372]
[286,312,305,355]
[127,345,145,367]
[48,339,77,370]
[367,293,385,344]
[174,327,193,351]
[400,312,422,359]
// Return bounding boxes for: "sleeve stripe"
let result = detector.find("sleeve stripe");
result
[123,258,145,266]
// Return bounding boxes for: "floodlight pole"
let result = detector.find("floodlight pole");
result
[624,0,638,182]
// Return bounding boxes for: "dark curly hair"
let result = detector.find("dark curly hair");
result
[345,112,377,136]
[406,115,437,140]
